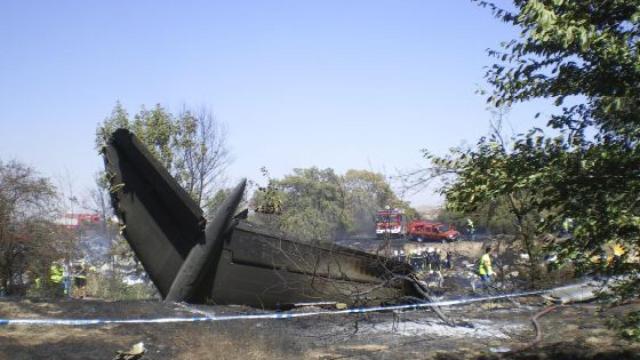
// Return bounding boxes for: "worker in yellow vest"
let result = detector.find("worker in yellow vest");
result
[49,261,65,296]
[478,246,495,285]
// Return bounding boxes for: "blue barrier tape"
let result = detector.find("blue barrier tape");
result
[0,289,549,327]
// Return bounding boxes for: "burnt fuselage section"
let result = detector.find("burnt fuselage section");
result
[212,221,413,307]
[103,129,415,308]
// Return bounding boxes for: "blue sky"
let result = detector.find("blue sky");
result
[0,1,550,206]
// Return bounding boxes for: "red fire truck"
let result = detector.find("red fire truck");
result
[375,209,407,238]
[406,220,459,243]
[54,213,101,229]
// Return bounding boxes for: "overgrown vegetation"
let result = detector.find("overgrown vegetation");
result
[416,0,640,332]
[0,160,75,296]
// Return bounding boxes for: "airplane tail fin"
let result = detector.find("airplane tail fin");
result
[103,128,206,297]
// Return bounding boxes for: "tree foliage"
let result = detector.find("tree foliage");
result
[0,160,70,295]
[97,102,231,211]
[430,1,640,294]
[437,196,522,236]
[344,169,418,231]
[252,167,416,242]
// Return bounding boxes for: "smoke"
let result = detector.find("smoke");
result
[75,224,111,262]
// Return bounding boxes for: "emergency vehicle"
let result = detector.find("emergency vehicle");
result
[375,209,407,238]
[407,220,459,243]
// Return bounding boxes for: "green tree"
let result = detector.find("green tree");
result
[428,0,640,303]
[271,167,349,242]
[436,197,522,237]
[252,167,417,241]
[130,104,176,173]
[95,101,129,149]
[343,169,417,234]
[427,137,547,286]
[97,103,231,211]
[0,160,69,295]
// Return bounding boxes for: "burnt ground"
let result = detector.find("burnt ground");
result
[1,298,639,359]
[1,239,639,359]
[335,236,484,261]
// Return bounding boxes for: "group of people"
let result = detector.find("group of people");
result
[393,245,497,289]
[48,260,88,298]
[393,248,453,273]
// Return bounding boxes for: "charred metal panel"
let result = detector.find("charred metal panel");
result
[225,224,389,282]
[211,250,406,307]
[210,222,413,307]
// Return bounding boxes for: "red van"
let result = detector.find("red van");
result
[407,220,459,243]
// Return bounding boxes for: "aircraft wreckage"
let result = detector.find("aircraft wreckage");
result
[103,129,423,308]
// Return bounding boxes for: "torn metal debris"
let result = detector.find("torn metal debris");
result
[103,129,418,308]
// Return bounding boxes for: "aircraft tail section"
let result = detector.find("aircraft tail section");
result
[103,128,206,297]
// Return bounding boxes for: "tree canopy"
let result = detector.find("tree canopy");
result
[97,102,231,211]
[0,160,69,295]
[426,0,640,315]
[252,168,416,242]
